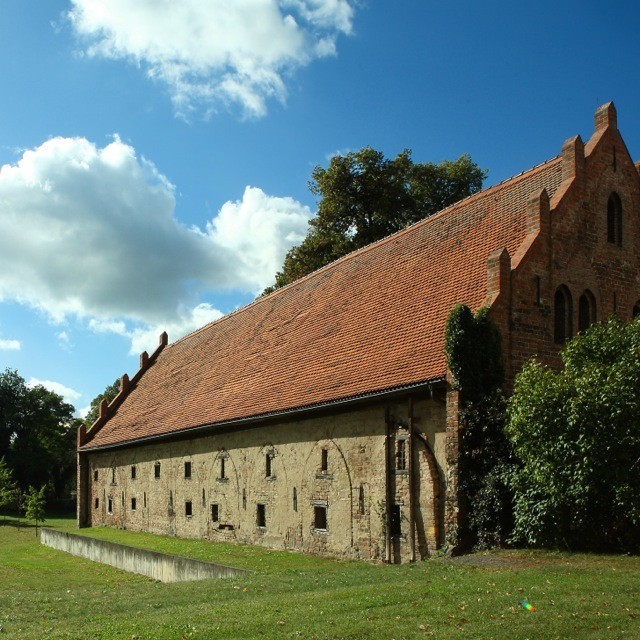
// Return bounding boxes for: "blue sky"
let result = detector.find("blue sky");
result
[1,0,639,415]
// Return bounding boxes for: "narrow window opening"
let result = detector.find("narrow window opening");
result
[121,492,124,507]
[578,290,597,333]
[111,467,116,484]
[242,489,247,510]
[220,456,226,479]
[131,497,137,511]
[143,492,147,508]
[535,275,541,306]
[396,438,407,471]
[154,462,161,479]
[185,501,192,517]
[94,497,99,509]
[320,448,328,472]
[359,485,365,515]
[184,461,192,479]
[131,465,136,480]
[169,490,174,515]
[93,469,98,482]
[256,503,266,528]
[390,504,402,537]
[265,452,273,478]
[607,192,622,246]
[202,488,206,506]
[293,487,298,512]
[107,498,113,514]
[554,286,573,344]
[314,505,328,531]
[211,503,219,522]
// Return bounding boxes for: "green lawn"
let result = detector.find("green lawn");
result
[1,516,638,639]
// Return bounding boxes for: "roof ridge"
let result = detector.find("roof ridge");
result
[169,153,562,349]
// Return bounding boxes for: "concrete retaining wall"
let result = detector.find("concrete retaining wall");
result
[41,528,251,583]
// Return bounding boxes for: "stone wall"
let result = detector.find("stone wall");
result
[84,395,446,563]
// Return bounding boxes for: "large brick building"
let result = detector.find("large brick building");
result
[78,103,640,562]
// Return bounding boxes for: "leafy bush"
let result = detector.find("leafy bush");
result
[506,317,640,552]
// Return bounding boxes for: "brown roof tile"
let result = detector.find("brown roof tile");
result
[82,156,563,449]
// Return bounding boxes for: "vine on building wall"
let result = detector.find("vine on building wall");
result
[445,304,513,550]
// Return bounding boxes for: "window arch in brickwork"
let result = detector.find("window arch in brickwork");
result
[578,290,597,333]
[554,285,573,344]
[607,192,622,246]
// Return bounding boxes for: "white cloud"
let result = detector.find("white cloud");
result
[0,136,311,352]
[27,377,82,404]
[0,339,20,351]
[68,0,355,118]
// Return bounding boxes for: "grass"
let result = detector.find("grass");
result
[0,516,638,639]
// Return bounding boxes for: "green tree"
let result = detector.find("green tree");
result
[0,457,19,518]
[264,148,486,292]
[506,317,640,552]
[23,485,46,536]
[0,369,78,499]
[84,379,121,426]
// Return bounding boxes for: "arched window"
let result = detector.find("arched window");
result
[607,192,622,246]
[578,290,597,332]
[554,286,573,344]
[633,302,640,319]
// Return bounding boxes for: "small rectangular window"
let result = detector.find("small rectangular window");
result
[111,467,116,484]
[396,438,407,471]
[257,503,266,528]
[242,488,247,510]
[131,497,137,511]
[358,485,365,515]
[131,465,136,480]
[265,453,273,478]
[390,504,402,537]
[107,498,113,514]
[293,487,298,512]
[314,505,328,531]
[94,497,99,509]
[321,449,328,472]
[184,461,192,479]
[220,457,226,479]
[185,501,193,517]
[211,504,219,522]
[144,492,147,508]
[154,462,161,478]
[93,469,98,482]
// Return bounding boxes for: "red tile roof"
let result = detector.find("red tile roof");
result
[81,156,563,449]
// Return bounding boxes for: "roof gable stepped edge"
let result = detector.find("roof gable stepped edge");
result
[166,154,563,351]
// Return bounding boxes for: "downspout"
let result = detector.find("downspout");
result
[384,408,392,563]
[408,397,416,562]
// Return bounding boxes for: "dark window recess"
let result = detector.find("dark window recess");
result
[257,503,266,528]
[108,498,113,514]
[143,492,147,508]
[396,439,407,471]
[390,504,402,537]
[220,456,226,479]
[211,504,219,522]
[293,487,298,512]
[93,469,98,482]
[535,275,541,306]
[242,489,247,510]
[131,497,137,511]
[359,485,365,515]
[169,491,174,515]
[94,498,99,509]
[202,488,206,506]
[154,462,161,478]
[314,505,328,531]
[184,461,192,479]
[554,286,573,344]
[185,501,193,517]
[607,192,622,246]
[131,465,136,480]
[578,291,597,333]
[321,449,328,472]
[633,304,640,318]
[265,453,273,477]
[121,492,124,507]
[111,467,116,484]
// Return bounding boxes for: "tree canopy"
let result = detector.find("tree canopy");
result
[264,148,486,293]
[506,317,640,552]
[83,379,121,427]
[0,369,78,500]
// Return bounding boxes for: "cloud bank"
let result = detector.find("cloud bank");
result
[27,377,82,405]
[0,136,311,351]
[0,339,21,351]
[68,0,355,118]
